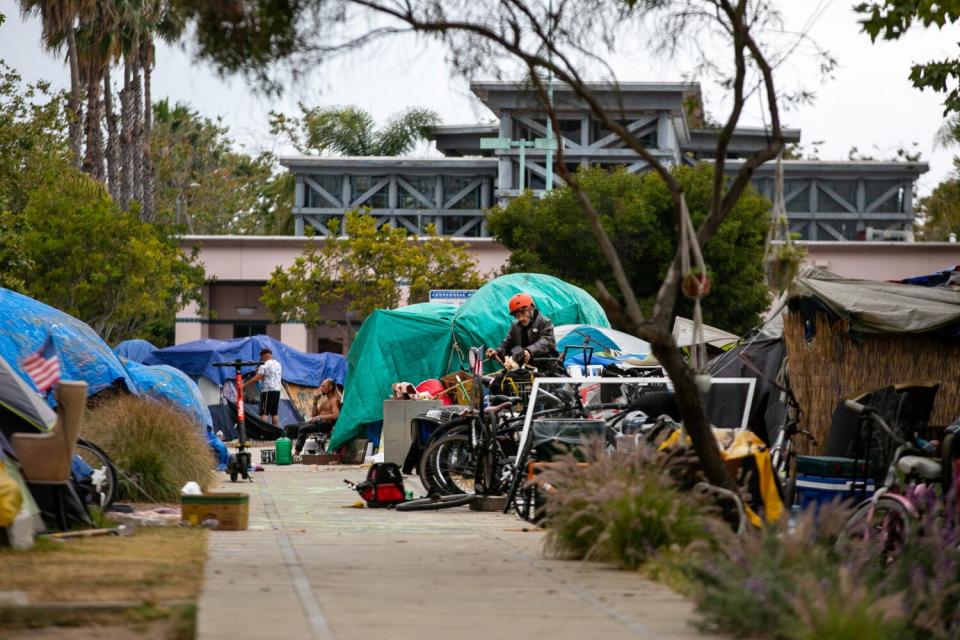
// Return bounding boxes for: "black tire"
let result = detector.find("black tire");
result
[838,496,915,559]
[783,476,796,510]
[420,433,476,496]
[75,439,117,509]
[418,423,472,494]
[395,494,476,512]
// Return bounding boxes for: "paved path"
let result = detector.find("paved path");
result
[196,458,722,640]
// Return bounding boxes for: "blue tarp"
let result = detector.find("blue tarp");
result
[0,288,138,401]
[114,339,158,364]
[147,335,348,387]
[123,361,214,429]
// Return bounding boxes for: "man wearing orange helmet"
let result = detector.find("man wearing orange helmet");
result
[486,292,559,367]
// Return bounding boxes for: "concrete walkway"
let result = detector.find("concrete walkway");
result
[196,458,723,640]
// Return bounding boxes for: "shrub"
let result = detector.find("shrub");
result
[540,440,720,569]
[81,395,214,502]
[687,502,857,638]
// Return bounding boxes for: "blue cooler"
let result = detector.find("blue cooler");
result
[795,473,875,509]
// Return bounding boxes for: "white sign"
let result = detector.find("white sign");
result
[428,289,476,306]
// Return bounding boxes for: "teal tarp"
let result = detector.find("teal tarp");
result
[330,273,609,451]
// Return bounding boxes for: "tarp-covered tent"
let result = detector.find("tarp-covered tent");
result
[113,339,158,364]
[672,316,740,349]
[149,335,348,439]
[331,273,609,451]
[147,335,347,387]
[0,288,138,401]
[123,361,213,429]
[555,324,653,367]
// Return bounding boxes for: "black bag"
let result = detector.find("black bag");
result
[351,463,406,508]
[490,368,533,397]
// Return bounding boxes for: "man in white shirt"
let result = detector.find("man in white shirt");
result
[248,347,282,426]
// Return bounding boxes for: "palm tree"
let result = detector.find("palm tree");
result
[18,0,90,167]
[273,104,441,156]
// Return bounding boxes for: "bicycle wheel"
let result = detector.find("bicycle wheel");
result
[75,439,117,509]
[395,494,476,512]
[420,434,477,496]
[838,496,915,559]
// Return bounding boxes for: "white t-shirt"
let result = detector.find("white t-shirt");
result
[258,359,282,392]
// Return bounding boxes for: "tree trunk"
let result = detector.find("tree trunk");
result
[81,70,105,182]
[647,330,738,492]
[131,54,144,211]
[65,27,84,169]
[119,61,133,209]
[103,66,120,200]
[141,39,155,222]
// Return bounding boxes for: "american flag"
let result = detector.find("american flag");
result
[22,334,60,393]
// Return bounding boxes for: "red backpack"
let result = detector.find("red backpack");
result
[347,463,406,508]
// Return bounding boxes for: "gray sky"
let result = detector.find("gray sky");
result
[1,1,957,197]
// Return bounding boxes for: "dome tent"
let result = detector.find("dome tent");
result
[329,273,609,452]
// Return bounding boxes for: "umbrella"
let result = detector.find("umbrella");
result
[0,353,56,432]
[554,324,652,362]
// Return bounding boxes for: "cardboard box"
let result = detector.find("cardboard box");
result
[301,453,342,465]
[181,493,249,531]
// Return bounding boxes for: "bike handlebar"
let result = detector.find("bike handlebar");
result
[844,399,905,446]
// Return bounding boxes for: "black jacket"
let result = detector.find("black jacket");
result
[496,309,559,361]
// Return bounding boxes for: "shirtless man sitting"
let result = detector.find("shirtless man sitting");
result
[285,378,341,455]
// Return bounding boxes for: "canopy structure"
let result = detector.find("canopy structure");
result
[147,335,348,388]
[0,288,138,401]
[788,266,960,334]
[331,273,610,451]
[672,316,740,350]
[113,339,158,364]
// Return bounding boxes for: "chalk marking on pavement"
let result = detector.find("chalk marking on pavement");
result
[479,527,661,640]
[258,475,335,640]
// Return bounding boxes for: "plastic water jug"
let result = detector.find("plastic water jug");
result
[275,437,293,465]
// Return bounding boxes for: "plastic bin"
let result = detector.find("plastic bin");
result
[181,492,249,530]
[531,419,607,461]
[795,474,875,510]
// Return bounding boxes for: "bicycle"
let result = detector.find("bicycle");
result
[75,438,118,509]
[838,399,954,558]
[397,347,506,511]
[769,388,818,508]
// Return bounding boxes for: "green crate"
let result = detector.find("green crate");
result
[795,455,867,478]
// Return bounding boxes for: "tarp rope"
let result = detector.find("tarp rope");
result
[678,193,709,376]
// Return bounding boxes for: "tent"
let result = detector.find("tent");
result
[331,273,609,451]
[672,316,740,350]
[123,361,214,430]
[147,335,347,388]
[555,324,653,367]
[0,288,138,401]
[148,335,348,439]
[0,354,56,432]
[113,339,158,364]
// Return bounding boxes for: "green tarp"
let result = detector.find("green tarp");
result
[330,273,609,451]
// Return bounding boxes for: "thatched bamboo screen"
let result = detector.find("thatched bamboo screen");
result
[783,311,960,452]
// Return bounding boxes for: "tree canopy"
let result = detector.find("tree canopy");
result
[0,55,204,345]
[262,212,488,340]
[488,164,771,335]
[857,1,960,114]
[270,104,440,156]
[918,158,960,240]
[151,98,292,234]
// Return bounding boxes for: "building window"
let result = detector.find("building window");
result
[784,180,811,213]
[442,215,483,237]
[398,175,436,209]
[865,181,904,213]
[305,175,342,208]
[317,337,343,354]
[817,180,857,213]
[443,176,481,209]
[234,323,267,339]
[351,175,388,208]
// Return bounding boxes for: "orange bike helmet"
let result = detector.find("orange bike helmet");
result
[508,292,535,315]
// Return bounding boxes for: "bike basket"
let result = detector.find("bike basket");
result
[531,419,607,462]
